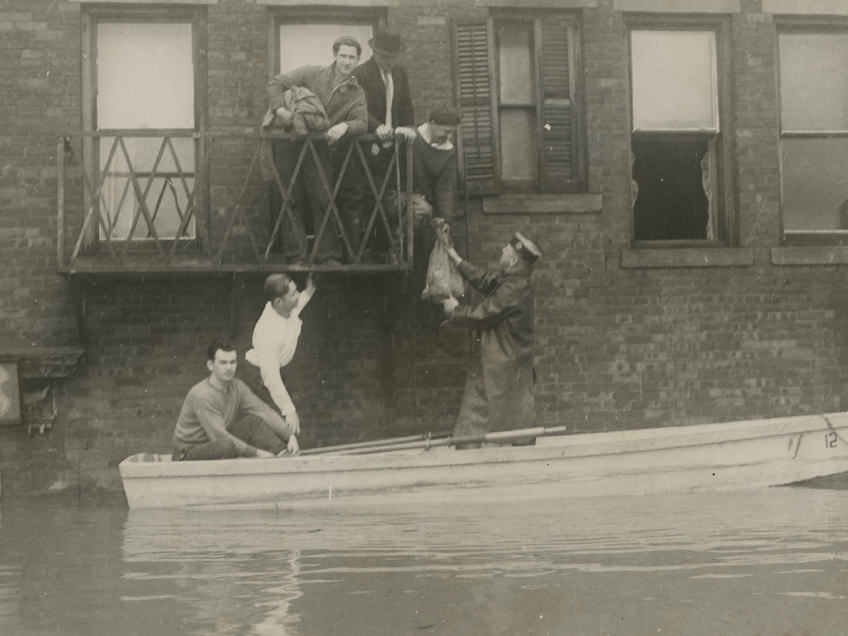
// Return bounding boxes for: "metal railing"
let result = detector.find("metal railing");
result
[57,129,415,274]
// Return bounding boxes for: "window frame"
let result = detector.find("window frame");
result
[626,15,735,247]
[453,10,587,197]
[775,18,848,247]
[81,6,208,249]
[268,6,385,77]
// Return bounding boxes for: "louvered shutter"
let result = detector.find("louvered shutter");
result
[539,17,581,192]
[453,20,498,195]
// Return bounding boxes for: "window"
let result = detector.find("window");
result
[272,10,380,74]
[83,9,205,243]
[778,27,848,243]
[453,13,585,195]
[629,24,729,242]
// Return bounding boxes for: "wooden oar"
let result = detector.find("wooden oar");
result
[325,426,568,456]
[300,431,451,456]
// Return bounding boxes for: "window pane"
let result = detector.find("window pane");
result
[97,23,194,129]
[779,33,848,132]
[498,23,534,104]
[279,24,373,73]
[99,137,195,240]
[631,30,718,131]
[500,109,538,183]
[781,137,848,231]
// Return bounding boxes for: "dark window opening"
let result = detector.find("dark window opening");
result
[632,136,713,241]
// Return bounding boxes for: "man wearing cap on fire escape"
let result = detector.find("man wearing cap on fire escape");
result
[393,106,460,268]
[437,230,543,448]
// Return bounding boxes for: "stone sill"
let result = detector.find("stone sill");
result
[763,0,848,15]
[771,246,848,265]
[620,247,754,269]
[614,0,740,12]
[482,194,603,215]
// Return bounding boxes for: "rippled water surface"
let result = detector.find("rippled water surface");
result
[1,488,847,635]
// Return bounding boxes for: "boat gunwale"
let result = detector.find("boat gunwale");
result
[119,412,848,479]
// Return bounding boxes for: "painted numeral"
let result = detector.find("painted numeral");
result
[825,431,838,448]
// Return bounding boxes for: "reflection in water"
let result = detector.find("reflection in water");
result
[1,488,848,635]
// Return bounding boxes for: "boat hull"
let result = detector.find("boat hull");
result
[119,413,848,509]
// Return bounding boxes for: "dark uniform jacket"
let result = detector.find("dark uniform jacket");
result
[449,259,536,436]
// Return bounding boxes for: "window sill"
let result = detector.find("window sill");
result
[614,0,740,12]
[771,246,848,265]
[764,0,848,16]
[0,347,85,380]
[70,0,217,3]
[477,0,598,7]
[482,193,603,215]
[258,0,398,4]
[620,246,754,269]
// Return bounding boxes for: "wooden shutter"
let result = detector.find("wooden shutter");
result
[453,20,498,195]
[538,17,583,192]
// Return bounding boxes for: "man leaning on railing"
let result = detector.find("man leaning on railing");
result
[263,35,368,265]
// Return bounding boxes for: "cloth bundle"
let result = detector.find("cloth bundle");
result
[421,220,464,302]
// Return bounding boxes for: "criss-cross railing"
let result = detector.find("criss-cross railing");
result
[56,130,415,274]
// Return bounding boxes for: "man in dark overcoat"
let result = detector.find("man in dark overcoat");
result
[438,231,543,444]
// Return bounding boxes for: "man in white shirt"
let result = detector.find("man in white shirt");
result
[245,273,316,452]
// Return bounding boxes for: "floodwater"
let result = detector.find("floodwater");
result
[1,488,847,636]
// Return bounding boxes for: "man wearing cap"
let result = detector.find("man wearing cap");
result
[265,36,368,264]
[437,230,543,445]
[392,107,460,267]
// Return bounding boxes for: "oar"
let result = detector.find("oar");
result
[326,426,568,456]
[300,431,452,456]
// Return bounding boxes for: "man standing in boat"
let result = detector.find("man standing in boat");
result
[244,273,314,446]
[437,230,542,447]
[172,341,299,460]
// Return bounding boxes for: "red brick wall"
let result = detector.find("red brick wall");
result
[3,0,848,497]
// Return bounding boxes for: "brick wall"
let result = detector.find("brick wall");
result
[2,0,848,497]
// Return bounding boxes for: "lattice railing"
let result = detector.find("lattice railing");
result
[57,130,414,273]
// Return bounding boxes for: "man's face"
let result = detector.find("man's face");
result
[499,243,519,268]
[207,349,237,384]
[429,122,453,145]
[275,280,300,313]
[335,44,360,78]
[373,49,398,74]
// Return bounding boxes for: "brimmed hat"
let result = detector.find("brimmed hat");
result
[510,232,542,264]
[429,107,461,127]
[369,28,403,55]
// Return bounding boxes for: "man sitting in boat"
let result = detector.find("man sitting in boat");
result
[437,230,542,448]
[172,341,300,461]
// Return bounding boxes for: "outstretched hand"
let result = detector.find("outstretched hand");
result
[305,273,316,295]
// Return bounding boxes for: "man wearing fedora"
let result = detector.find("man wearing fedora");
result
[437,230,543,447]
[355,28,414,145]
[353,28,415,261]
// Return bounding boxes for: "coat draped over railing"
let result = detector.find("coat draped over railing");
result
[56,129,415,274]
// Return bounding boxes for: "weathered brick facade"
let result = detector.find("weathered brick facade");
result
[2,0,848,497]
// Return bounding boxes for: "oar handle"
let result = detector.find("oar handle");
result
[332,425,568,455]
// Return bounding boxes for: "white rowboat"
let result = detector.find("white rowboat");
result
[119,412,848,509]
